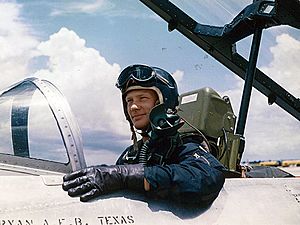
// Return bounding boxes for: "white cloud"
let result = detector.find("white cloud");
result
[70,0,107,13]
[265,34,300,94]
[51,0,114,16]
[172,69,184,89]
[222,34,300,161]
[0,2,39,89]
[34,27,130,138]
[84,148,119,166]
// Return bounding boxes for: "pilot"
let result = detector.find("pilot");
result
[62,64,225,204]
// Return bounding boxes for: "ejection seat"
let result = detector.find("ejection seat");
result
[178,87,242,175]
[178,87,294,178]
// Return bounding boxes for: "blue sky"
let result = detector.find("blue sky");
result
[0,0,299,165]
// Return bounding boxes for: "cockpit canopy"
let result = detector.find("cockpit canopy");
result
[0,78,86,174]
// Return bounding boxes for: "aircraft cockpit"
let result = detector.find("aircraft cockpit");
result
[0,78,86,175]
[0,1,299,223]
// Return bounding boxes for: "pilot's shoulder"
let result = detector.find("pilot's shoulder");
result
[179,142,226,169]
[179,142,209,157]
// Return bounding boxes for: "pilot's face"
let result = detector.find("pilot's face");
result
[125,89,158,131]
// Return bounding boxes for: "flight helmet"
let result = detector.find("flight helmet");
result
[116,64,179,124]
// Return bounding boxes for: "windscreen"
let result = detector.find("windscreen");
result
[0,80,68,164]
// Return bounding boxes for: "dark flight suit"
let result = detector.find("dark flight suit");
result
[116,137,226,205]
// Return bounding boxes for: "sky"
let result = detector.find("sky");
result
[0,0,299,165]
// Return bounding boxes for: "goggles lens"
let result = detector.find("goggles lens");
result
[116,65,155,88]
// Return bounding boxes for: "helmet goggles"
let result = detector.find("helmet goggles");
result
[116,65,175,92]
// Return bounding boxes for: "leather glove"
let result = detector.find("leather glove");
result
[62,164,144,202]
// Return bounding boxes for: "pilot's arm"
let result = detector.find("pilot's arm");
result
[144,142,225,204]
[62,142,224,204]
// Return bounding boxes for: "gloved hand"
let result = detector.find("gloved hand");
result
[62,164,144,202]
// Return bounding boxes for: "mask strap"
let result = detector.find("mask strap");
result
[130,123,139,152]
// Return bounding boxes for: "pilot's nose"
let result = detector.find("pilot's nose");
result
[130,102,139,111]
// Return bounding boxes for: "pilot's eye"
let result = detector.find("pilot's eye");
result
[126,98,133,103]
[141,95,150,100]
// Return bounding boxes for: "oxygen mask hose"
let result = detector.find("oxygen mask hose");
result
[139,140,151,166]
